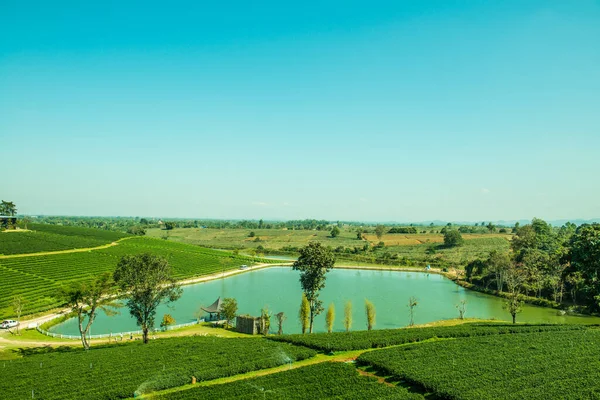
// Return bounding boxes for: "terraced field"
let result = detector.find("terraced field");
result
[0,237,278,318]
[0,336,315,400]
[358,328,600,399]
[0,224,130,255]
[159,362,422,399]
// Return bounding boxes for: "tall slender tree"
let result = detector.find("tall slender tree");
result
[344,300,353,332]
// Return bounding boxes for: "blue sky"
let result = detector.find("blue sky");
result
[1,1,599,222]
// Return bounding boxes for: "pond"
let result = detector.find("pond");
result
[49,267,600,336]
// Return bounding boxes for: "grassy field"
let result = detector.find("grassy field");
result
[146,227,512,267]
[0,237,278,318]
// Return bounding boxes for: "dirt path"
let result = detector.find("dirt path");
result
[0,237,133,259]
[176,262,293,287]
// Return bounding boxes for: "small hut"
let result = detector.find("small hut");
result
[201,297,223,321]
[236,315,262,335]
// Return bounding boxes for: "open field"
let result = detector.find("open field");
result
[358,328,600,399]
[0,236,278,318]
[0,336,315,400]
[0,224,131,255]
[146,228,512,267]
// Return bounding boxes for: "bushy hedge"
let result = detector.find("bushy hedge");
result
[267,323,590,351]
[158,361,423,399]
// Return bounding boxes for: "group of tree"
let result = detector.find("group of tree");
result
[63,253,183,349]
[464,218,600,316]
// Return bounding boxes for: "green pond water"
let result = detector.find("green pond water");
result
[49,267,600,336]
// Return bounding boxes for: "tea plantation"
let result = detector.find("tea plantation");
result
[358,328,600,399]
[0,224,131,255]
[0,237,278,318]
[158,361,423,399]
[0,336,315,400]
[268,323,590,351]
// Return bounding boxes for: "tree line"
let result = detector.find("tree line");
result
[464,218,600,314]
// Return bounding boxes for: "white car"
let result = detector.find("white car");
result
[1,320,18,329]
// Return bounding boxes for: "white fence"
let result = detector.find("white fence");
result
[36,320,200,340]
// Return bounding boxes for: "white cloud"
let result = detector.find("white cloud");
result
[480,188,491,194]
[252,201,269,207]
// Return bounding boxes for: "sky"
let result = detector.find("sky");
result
[1,1,599,222]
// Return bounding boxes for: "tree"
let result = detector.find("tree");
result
[487,250,511,292]
[325,303,335,333]
[443,230,464,247]
[276,312,286,335]
[113,253,182,344]
[504,266,526,323]
[456,300,467,319]
[221,297,238,328]
[21,216,31,230]
[293,242,335,333]
[375,225,385,241]
[356,230,363,240]
[408,297,418,326]
[567,224,600,310]
[249,231,256,237]
[330,226,340,238]
[344,300,353,332]
[221,297,237,328]
[299,293,310,334]
[0,200,16,216]
[160,314,176,330]
[365,299,376,331]
[260,307,271,336]
[11,295,24,335]
[62,273,118,350]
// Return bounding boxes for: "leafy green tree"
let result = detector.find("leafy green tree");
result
[299,293,310,334]
[443,230,464,247]
[365,299,376,331]
[330,226,340,238]
[356,230,363,240]
[0,200,16,216]
[487,250,511,292]
[249,231,256,237]
[567,224,600,309]
[344,300,353,332]
[293,242,335,333]
[325,303,335,333]
[113,253,182,344]
[62,273,119,350]
[375,225,385,241]
[221,297,238,328]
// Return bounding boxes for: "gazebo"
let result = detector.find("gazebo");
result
[201,297,223,321]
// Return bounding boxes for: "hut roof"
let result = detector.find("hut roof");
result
[201,297,223,313]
